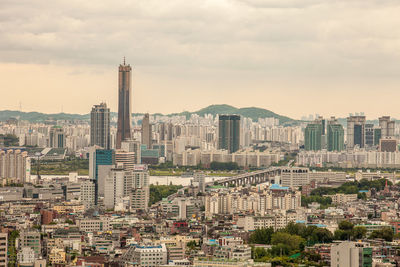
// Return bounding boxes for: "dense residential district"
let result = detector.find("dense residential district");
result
[2,62,400,267]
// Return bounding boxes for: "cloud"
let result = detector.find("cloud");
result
[1,0,400,96]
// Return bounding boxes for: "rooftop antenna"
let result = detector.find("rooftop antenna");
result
[123,56,126,65]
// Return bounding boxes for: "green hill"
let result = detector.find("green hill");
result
[0,105,296,124]
[188,104,295,124]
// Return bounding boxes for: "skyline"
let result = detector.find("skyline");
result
[2,0,400,119]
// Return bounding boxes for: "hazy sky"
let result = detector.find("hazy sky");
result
[1,0,400,119]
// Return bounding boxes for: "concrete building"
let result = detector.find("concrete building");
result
[121,244,168,267]
[49,126,65,148]
[115,150,136,171]
[90,102,110,149]
[193,172,206,193]
[347,116,366,149]
[130,165,150,211]
[379,116,395,138]
[121,140,142,164]
[330,241,372,267]
[19,231,41,258]
[379,138,398,152]
[0,149,30,184]
[104,167,130,209]
[116,59,132,149]
[0,233,7,267]
[80,180,96,210]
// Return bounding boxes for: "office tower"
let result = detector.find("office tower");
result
[141,113,152,149]
[88,147,115,204]
[304,122,322,151]
[49,126,65,148]
[116,59,132,149]
[374,128,382,146]
[115,150,136,171]
[331,241,372,267]
[0,233,7,267]
[121,140,142,164]
[347,116,366,149]
[80,180,96,210]
[364,124,374,147]
[131,164,150,211]
[218,115,241,153]
[193,172,206,193]
[19,231,41,259]
[379,116,395,138]
[90,102,110,149]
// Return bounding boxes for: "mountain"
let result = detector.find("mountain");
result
[0,105,297,124]
[185,104,295,124]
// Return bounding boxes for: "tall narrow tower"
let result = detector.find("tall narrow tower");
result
[116,59,132,149]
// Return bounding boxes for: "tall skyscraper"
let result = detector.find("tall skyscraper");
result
[49,126,65,148]
[304,122,322,151]
[90,102,110,149]
[116,59,132,149]
[141,113,152,149]
[327,117,344,151]
[347,116,366,149]
[379,116,395,138]
[218,115,241,153]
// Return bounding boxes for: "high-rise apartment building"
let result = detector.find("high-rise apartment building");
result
[330,241,372,267]
[131,164,150,211]
[116,60,132,149]
[141,113,152,149]
[379,116,395,138]
[327,117,344,152]
[347,116,366,149]
[0,149,30,184]
[90,102,110,149]
[304,122,322,151]
[218,115,240,153]
[49,126,65,148]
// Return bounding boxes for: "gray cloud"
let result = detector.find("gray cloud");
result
[1,0,400,78]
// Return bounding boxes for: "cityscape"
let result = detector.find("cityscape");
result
[2,1,400,267]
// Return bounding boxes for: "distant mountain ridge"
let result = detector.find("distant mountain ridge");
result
[0,104,297,124]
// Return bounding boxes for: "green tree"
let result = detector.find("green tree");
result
[351,226,367,240]
[249,227,274,244]
[271,232,304,252]
[369,227,394,242]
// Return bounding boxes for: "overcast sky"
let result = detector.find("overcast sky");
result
[1,0,400,119]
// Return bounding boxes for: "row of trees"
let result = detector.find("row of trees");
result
[249,221,395,264]
[310,178,390,196]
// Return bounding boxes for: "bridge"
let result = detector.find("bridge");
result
[209,167,282,187]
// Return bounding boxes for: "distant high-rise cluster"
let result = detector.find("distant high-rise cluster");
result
[304,117,344,151]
